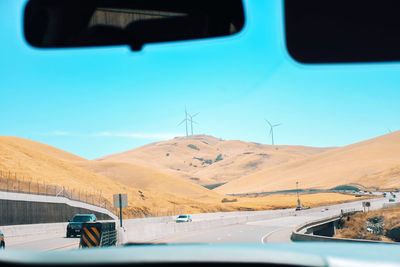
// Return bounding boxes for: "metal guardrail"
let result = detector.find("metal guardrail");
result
[100,222,117,247]
[383,202,400,209]
[80,222,117,248]
[340,208,357,215]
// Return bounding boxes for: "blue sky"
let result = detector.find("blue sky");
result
[1,0,399,159]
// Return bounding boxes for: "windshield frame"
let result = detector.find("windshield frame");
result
[71,215,94,222]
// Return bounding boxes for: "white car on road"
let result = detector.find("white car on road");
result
[176,215,192,223]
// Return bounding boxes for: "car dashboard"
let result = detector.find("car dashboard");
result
[1,243,400,267]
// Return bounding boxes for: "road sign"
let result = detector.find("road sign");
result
[113,194,127,228]
[80,223,101,248]
[113,194,128,208]
[362,201,371,207]
[79,222,117,248]
[362,201,371,212]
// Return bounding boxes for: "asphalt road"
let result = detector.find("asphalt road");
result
[6,233,80,251]
[5,193,398,250]
[155,194,397,244]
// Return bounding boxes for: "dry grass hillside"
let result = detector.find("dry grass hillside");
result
[224,192,372,211]
[0,136,223,216]
[336,207,400,242]
[217,131,400,194]
[100,135,330,186]
[0,136,364,217]
[77,160,222,202]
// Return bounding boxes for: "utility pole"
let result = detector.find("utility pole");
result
[113,194,127,228]
[119,194,123,227]
[296,181,301,208]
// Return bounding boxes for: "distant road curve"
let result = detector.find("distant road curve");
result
[155,195,393,244]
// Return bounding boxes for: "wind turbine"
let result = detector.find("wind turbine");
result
[178,108,189,137]
[265,119,281,146]
[188,112,199,136]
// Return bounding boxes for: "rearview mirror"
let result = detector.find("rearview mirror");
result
[23,0,245,51]
[285,0,400,63]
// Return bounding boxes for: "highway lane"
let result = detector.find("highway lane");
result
[155,194,397,244]
[4,193,397,250]
[7,233,80,251]
[5,219,121,251]
[152,214,317,244]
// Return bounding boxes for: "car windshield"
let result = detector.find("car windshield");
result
[1,0,400,265]
[72,216,93,222]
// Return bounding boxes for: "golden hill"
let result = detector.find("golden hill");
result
[217,131,400,194]
[101,135,330,186]
[76,160,222,202]
[0,136,223,216]
[0,136,365,216]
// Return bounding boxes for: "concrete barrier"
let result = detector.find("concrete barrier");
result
[1,222,67,238]
[295,215,341,234]
[0,190,118,246]
[383,202,400,209]
[291,231,392,243]
[1,219,119,247]
[125,217,245,242]
[0,222,68,246]
[124,209,296,243]
[122,198,382,243]
[0,191,117,226]
[1,208,284,245]
[79,222,117,248]
[291,214,396,244]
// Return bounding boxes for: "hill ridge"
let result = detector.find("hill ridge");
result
[217,131,400,194]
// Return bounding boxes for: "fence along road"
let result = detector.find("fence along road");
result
[0,170,117,213]
[0,171,119,251]
[0,189,117,251]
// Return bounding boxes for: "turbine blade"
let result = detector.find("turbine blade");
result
[265,119,272,127]
[177,119,186,126]
[191,112,200,118]
[273,123,282,127]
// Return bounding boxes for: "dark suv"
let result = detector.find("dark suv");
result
[66,214,97,238]
[0,230,5,249]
